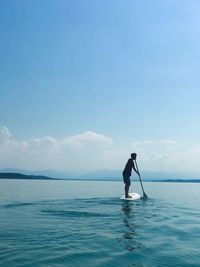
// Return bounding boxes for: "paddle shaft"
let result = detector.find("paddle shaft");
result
[134,159,147,197]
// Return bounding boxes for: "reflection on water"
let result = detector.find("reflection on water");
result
[122,201,136,241]
[118,201,144,254]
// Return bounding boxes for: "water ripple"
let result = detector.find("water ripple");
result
[41,209,110,218]
[1,196,200,267]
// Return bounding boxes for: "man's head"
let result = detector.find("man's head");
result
[131,153,137,160]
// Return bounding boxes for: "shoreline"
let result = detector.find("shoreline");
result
[1,176,200,183]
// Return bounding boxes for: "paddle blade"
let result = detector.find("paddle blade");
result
[142,192,148,199]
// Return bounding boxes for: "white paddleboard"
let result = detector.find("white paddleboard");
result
[120,192,141,201]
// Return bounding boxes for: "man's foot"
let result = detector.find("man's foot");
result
[125,195,132,198]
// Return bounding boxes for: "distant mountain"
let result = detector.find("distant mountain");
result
[79,169,200,180]
[81,169,162,180]
[80,170,121,180]
[0,168,73,179]
[0,172,59,180]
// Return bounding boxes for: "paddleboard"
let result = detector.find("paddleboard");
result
[120,192,141,200]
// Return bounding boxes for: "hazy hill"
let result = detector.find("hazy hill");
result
[80,170,200,180]
[0,172,58,180]
[0,168,73,179]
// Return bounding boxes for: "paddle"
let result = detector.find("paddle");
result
[135,159,148,199]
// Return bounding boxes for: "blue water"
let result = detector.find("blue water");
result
[1,179,200,267]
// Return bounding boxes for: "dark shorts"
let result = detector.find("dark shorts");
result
[123,174,131,185]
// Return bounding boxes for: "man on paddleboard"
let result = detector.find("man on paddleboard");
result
[122,153,140,198]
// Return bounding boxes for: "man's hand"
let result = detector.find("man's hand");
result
[134,167,140,176]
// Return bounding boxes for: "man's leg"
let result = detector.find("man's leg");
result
[125,183,131,198]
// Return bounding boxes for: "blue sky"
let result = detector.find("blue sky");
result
[1,1,200,173]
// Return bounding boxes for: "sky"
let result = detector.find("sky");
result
[1,0,200,175]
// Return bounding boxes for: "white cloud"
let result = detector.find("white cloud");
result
[0,126,11,144]
[62,131,113,146]
[0,125,200,174]
[0,127,123,173]
[131,139,200,172]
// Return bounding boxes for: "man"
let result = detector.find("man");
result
[122,153,140,198]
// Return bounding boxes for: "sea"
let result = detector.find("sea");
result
[1,179,200,267]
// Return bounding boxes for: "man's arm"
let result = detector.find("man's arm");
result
[133,162,140,176]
